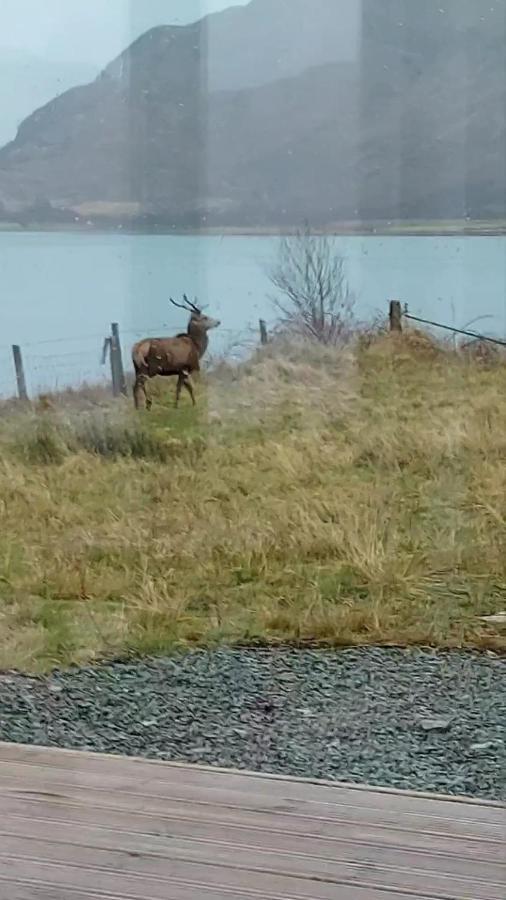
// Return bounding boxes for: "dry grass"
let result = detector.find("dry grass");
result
[1,332,505,672]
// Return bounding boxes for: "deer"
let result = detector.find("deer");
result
[132,296,220,410]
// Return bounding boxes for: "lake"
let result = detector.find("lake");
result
[1,231,506,397]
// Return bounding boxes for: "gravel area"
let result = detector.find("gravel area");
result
[0,648,505,800]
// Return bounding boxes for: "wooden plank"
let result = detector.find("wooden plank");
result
[0,881,308,900]
[0,819,503,890]
[0,810,506,878]
[0,828,504,899]
[4,795,502,863]
[0,887,74,900]
[0,857,447,900]
[0,887,110,900]
[0,875,360,900]
[7,763,498,828]
[1,775,502,841]
[4,755,501,824]
[0,742,502,817]
[0,743,503,900]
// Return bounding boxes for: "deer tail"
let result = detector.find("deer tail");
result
[132,340,150,371]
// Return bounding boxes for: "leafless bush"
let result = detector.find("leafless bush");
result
[268,225,356,345]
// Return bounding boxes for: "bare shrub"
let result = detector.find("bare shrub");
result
[268,225,356,345]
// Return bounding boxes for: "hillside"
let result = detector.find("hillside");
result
[0,0,504,225]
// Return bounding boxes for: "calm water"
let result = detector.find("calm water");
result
[1,231,506,396]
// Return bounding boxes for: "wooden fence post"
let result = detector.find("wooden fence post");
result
[110,323,127,397]
[259,319,268,345]
[389,300,403,332]
[101,336,111,367]
[101,337,115,395]
[12,345,28,401]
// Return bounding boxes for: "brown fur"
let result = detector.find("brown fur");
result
[132,300,220,409]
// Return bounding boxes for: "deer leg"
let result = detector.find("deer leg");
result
[183,373,196,406]
[134,373,151,410]
[175,373,184,408]
[145,380,152,410]
[133,375,143,409]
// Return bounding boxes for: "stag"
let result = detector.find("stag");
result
[132,296,220,410]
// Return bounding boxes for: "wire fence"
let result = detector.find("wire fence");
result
[403,310,506,348]
[0,319,275,400]
[6,301,502,402]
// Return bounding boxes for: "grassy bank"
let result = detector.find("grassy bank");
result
[1,334,505,672]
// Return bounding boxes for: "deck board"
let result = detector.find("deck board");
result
[0,742,504,900]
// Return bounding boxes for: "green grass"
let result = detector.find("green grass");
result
[1,334,505,672]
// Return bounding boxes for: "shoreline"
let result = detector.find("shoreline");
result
[2,221,506,238]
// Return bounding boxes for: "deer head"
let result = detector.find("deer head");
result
[169,295,220,332]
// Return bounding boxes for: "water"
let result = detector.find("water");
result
[1,231,505,397]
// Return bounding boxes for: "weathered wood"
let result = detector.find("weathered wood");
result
[11,345,28,401]
[0,881,255,900]
[1,748,503,824]
[4,790,502,857]
[0,743,503,900]
[389,299,403,332]
[259,318,269,345]
[0,860,423,900]
[3,767,504,846]
[110,322,127,397]
[1,742,501,812]
[0,834,502,899]
[5,792,503,866]
[100,336,111,366]
[2,817,502,886]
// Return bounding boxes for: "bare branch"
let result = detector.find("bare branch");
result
[268,226,356,345]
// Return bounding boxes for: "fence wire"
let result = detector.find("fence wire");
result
[9,306,501,402]
[0,321,267,400]
[404,311,506,348]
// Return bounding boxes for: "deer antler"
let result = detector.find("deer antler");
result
[183,294,201,313]
[169,295,201,313]
[169,297,189,311]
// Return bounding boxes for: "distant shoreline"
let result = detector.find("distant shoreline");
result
[1,220,506,237]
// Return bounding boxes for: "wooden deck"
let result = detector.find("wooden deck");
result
[0,742,503,899]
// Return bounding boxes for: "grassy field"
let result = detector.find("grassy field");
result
[1,332,505,672]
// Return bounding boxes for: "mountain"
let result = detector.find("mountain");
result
[102,0,358,94]
[0,0,504,226]
[357,0,506,219]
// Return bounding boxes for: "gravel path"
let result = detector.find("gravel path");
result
[0,648,504,800]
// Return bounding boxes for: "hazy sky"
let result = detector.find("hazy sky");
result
[0,0,249,65]
[0,1,249,145]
